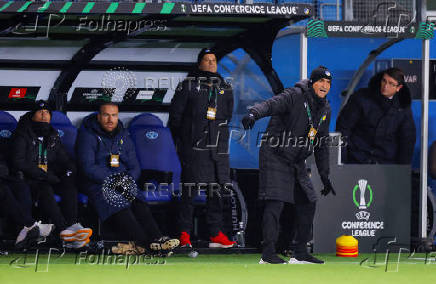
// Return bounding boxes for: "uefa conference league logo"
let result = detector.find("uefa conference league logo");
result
[341,179,384,237]
[354,179,373,221]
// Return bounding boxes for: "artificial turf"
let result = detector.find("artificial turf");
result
[0,253,435,284]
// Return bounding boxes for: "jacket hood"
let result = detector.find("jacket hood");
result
[81,113,125,138]
[294,79,311,93]
[368,71,412,108]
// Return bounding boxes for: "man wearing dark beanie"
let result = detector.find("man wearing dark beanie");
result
[169,48,236,249]
[10,100,93,248]
[242,66,335,264]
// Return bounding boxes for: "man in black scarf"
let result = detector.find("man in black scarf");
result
[10,100,92,248]
[169,48,236,249]
[242,66,336,264]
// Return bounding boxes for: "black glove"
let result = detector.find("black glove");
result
[320,175,336,196]
[242,113,256,130]
[65,169,75,178]
[47,172,61,184]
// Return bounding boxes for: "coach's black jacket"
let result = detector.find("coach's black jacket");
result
[168,69,234,184]
[249,79,331,203]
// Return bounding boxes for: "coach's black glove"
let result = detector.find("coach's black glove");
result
[320,175,336,196]
[242,113,256,130]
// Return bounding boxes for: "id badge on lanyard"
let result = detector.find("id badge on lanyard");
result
[109,154,120,167]
[304,102,326,145]
[206,88,218,120]
[308,127,318,143]
[207,107,217,120]
[98,136,122,168]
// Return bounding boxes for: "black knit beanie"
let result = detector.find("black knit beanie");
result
[309,66,332,85]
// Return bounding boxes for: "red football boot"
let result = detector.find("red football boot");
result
[209,231,236,248]
[179,231,192,248]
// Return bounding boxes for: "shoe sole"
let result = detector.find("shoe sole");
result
[39,224,55,238]
[112,243,145,255]
[288,258,324,264]
[64,238,90,249]
[180,244,192,248]
[150,239,180,251]
[259,258,287,264]
[60,229,93,242]
[209,242,236,248]
[15,227,40,249]
[112,247,135,255]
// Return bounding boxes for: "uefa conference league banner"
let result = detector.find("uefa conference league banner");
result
[0,1,312,17]
[184,3,310,16]
[307,20,435,39]
[312,163,411,253]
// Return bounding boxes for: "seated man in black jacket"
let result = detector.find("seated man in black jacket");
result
[0,141,54,249]
[336,68,416,164]
[10,100,92,248]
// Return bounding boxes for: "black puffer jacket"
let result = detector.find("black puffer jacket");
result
[336,72,416,164]
[249,79,331,203]
[10,112,75,181]
[168,70,234,184]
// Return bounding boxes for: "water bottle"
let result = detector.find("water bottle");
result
[236,221,245,248]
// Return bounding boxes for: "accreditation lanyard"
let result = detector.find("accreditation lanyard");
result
[97,136,123,156]
[37,140,48,171]
[208,88,218,107]
[98,136,124,168]
[304,102,326,145]
[206,87,218,120]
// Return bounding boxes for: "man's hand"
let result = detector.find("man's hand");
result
[320,175,336,196]
[242,113,256,130]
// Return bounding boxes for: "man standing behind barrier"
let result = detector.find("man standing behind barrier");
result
[336,67,416,164]
[242,66,336,264]
[76,103,179,254]
[168,48,236,248]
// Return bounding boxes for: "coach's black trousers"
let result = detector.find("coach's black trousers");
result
[178,183,224,237]
[28,176,78,231]
[262,184,316,257]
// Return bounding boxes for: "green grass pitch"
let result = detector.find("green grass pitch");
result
[1,253,435,284]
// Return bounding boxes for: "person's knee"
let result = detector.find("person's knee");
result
[35,183,55,196]
[295,203,316,224]
[264,200,284,212]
